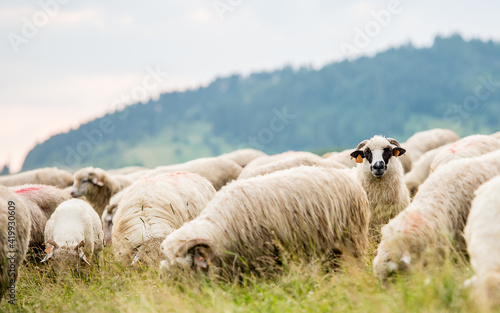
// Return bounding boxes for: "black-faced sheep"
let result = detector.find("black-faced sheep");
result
[112,172,216,267]
[350,136,410,240]
[160,166,370,277]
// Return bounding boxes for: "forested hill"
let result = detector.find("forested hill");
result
[22,35,500,171]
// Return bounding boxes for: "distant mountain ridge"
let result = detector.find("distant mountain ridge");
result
[21,34,500,171]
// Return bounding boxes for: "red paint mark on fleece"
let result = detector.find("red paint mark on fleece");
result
[448,142,477,154]
[14,186,44,194]
[402,212,426,234]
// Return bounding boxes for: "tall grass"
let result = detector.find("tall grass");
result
[0,245,490,313]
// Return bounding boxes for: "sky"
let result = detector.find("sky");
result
[1,0,500,173]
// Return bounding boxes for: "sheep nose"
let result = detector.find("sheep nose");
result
[70,191,76,197]
[373,161,385,170]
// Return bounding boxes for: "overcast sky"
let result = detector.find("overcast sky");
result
[1,0,499,172]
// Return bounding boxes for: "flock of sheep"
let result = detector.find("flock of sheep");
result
[2,128,500,307]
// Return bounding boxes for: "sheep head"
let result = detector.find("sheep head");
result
[41,239,90,265]
[160,238,214,274]
[71,167,105,198]
[351,136,406,178]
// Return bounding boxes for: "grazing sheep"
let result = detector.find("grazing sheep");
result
[71,167,132,217]
[325,149,357,169]
[10,185,70,255]
[219,149,267,168]
[238,154,347,180]
[400,128,460,173]
[159,166,370,277]
[145,157,242,191]
[112,172,216,267]
[350,136,410,239]
[430,135,500,170]
[464,175,500,309]
[373,150,500,281]
[42,199,104,267]
[404,144,451,198]
[0,186,31,304]
[101,187,130,245]
[0,167,73,189]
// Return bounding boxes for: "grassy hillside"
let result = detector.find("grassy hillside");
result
[21,34,500,171]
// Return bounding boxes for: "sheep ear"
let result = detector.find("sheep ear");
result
[350,150,364,163]
[78,247,91,266]
[393,147,406,158]
[92,177,104,187]
[386,138,402,147]
[176,238,212,258]
[191,245,213,271]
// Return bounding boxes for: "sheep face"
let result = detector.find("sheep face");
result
[351,136,406,178]
[373,239,412,281]
[42,240,91,266]
[102,204,116,244]
[160,239,213,274]
[71,168,104,198]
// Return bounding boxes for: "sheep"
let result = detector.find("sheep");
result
[243,151,320,170]
[404,144,451,198]
[464,175,500,309]
[400,128,460,173]
[145,157,242,191]
[101,187,130,245]
[430,135,500,170]
[159,166,370,277]
[0,186,31,304]
[238,154,347,180]
[107,166,147,176]
[490,131,500,140]
[9,184,70,256]
[112,172,216,267]
[219,149,267,168]
[41,199,104,267]
[71,167,132,217]
[325,149,357,169]
[350,136,410,240]
[0,167,73,189]
[373,149,500,282]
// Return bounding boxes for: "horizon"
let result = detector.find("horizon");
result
[2,1,500,173]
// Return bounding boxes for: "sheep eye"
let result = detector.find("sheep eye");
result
[82,179,88,183]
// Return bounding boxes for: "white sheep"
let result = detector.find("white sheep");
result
[400,128,460,173]
[464,175,500,309]
[373,149,500,281]
[242,151,320,171]
[237,154,346,180]
[107,166,147,176]
[145,157,242,191]
[219,149,267,167]
[490,131,500,140]
[404,144,451,198]
[112,172,216,267]
[0,186,31,303]
[350,136,410,239]
[325,149,357,169]
[71,167,132,217]
[41,199,104,267]
[159,166,370,277]
[0,167,73,189]
[10,184,70,254]
[430,134,500,170]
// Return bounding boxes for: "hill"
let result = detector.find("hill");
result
[21,34,500,171]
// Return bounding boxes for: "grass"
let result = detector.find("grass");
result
[0,246,493,313]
